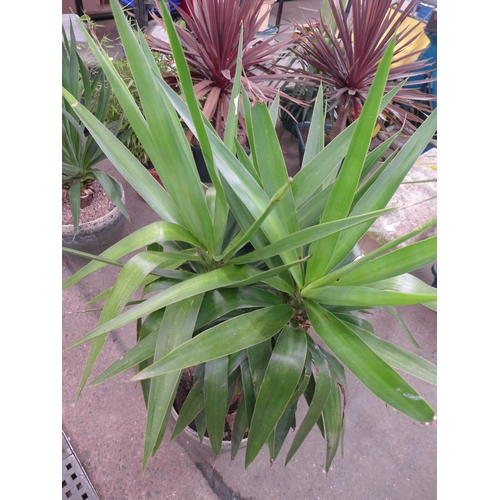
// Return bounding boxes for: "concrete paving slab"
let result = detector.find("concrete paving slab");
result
[371,148,437,248]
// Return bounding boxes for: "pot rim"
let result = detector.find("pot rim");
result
[62,177,125,232]
[170,407,248,452]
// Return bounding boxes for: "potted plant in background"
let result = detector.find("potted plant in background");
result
[62,23,131,253]
[146,0,302,180]
[63,0,437,472]
[291,0,436,162]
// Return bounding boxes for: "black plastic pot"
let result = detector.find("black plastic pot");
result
[281,112,298,134]
[431,262,437,288]
[294,122,333,167]
[279,89,315,133]
[281,106,312,134]
[191,145,211,183]
[192,144,251,183]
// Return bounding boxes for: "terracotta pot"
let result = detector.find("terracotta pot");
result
[137,168,163,201]
[147,168,163,186]
[62,179,126,256]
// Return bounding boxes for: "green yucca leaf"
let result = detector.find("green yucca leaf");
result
[305,37,397,284]
[337,316,436,385]
[131,305,294,380]
[76,251,184,396]
[285,342,332,465]
[62,221,201,289]
[217,180,293,262]
[204,356,229,459]
[291,78,408,208]
[331,108,437,267]
[113,0,216,251]
[303,282,436,308]
[245,324,307,467]
[73,15,186,226]
[171,367,205,441]
[156,0,228,249]
[306,301,434,422]
[302,84,325,166]
[143,295,203,470]
[230,208,392,265]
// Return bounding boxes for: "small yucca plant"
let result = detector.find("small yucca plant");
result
[63,0,437,472]
[62,22,130,233]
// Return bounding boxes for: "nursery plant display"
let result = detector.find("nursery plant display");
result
[62,0,437,473]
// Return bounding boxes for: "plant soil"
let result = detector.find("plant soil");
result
[236,128,250,149]
[174,368,244,442]
[62,180,116,225]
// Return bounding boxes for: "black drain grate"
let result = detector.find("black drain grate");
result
[62,431,100,500]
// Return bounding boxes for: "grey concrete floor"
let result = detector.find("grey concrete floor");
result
[62,2,437,499]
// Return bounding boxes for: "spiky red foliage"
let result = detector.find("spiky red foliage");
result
[293,0,436,139]
[148,0,298,139]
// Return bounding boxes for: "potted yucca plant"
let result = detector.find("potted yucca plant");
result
[63,0,437,472]
[62,22,131,252]
[290,0,436,156]
[146,0,301,180]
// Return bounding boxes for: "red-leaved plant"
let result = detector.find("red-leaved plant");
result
[292,0,436,140]
[148,0,299,140]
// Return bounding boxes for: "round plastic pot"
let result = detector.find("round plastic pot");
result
[191,145,211,183]
[294,121,333,167]
[192,144,251,183]
[170,407,247,464]
[62,180,126,256]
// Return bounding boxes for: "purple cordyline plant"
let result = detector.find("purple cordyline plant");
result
[292,0,436,140]
[147,0,301,140]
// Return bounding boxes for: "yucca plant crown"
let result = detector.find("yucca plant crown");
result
[63,0,437,472]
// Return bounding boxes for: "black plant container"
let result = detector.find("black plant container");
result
[294,122,333,167]
[431,262,437,288]
[191,145,211,183]
[192,144,251,183]
[280,101,314,134]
